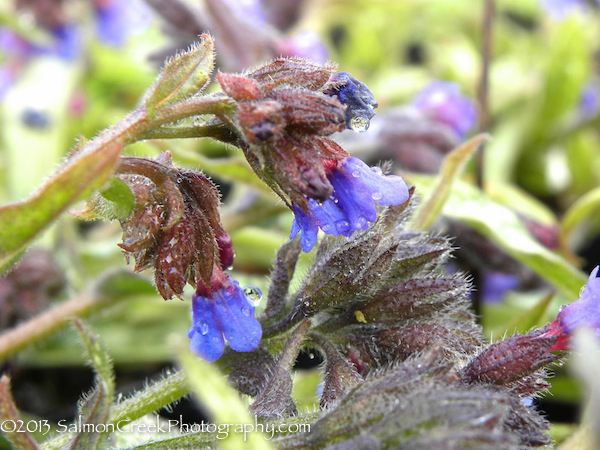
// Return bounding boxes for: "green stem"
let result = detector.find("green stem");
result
[0,292,110,362]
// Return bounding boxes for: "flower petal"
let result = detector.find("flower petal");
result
[189,295,225,362]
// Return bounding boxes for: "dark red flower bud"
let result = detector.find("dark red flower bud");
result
[115,153,233,300]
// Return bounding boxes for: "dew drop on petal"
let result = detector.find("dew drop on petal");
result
[371,191,383,201]
[322,224,333,233]
[336,220,350,233]
[354,217,367,229]
[351,169,361,178]
[350,116,369,132]
[242,306,251,317]
[243,285,263,306]
[371,166,383,175]
[199,322,209,335]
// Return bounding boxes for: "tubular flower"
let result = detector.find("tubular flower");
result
[218,58,409,252]
[412,81,476,140]
[188,268,262,361]
[542,265,600,351]
[290,157,409,252]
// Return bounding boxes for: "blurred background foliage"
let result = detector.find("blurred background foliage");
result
[1,0,600,446]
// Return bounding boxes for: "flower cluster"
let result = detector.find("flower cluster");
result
[115,153,233,300]
[219,59,409,252]
[110,153,262,361]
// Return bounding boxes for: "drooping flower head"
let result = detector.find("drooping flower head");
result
[218,59,409,252]
[412,81,477,140]
[188,268,262,361]
[290,158,409,252]
[106,152,234,300]
[542,266,600,351]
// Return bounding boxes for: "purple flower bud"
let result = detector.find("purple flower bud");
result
[222,0,267,25]
[279,30,328,64]
[290,157,409,252]
[412,81,477,139]
[543,265,600,351]
[189,275,262,362]
[94,0,152,47]
[326,72,378,131]
[481,272,519,303]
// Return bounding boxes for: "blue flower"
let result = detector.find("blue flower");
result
[94,0,152,47]
[279,30,328,64]
[580,82,599,119]
[543,265,600,351]
[481,272,519,303]
[540,0,586,20]
[412,81,477,139]
[290,157,409,252]
[188,276,262,362]
[326,72,378,131]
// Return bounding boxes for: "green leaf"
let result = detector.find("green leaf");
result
[68,320,115,450]
[505,292,554,335]
[561,186,600,247]
[0,140,123,273]
[408,175,587,299]
[72,177,135,221]
[411,134,488,231]
[177,343,273,450]
[42,370,188,450]
[143,35,215,115]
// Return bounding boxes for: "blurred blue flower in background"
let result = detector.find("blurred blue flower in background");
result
[481,272,520,303]
[291,157,409,252]
[579,81,600,119]
[188,276,262,362]
[94,0,152,47]
[540,0,585,19]
[412,81,477,140]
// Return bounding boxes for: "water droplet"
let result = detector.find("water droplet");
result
[371,191,383,201]
[309,353,315,360]
[322,224,333,234]
[243,286,262,306]
[176,177,183,184]
[350,116,369,132]
[199,322,209,335]
[304,301,310,307]
[336,220,350,233]
[355,217,367,229]
[242,306,251,317]
[351,169,361,178]
[371,166,383,175]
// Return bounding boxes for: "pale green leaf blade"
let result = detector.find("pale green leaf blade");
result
[411,134,488,231]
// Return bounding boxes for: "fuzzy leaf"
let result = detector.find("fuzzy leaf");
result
[0,376,39,450]
[72,177,135,221]
[143,34,215,114]
[0,140,123,273]
[177,343,272,450]
[68,320,115,450]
